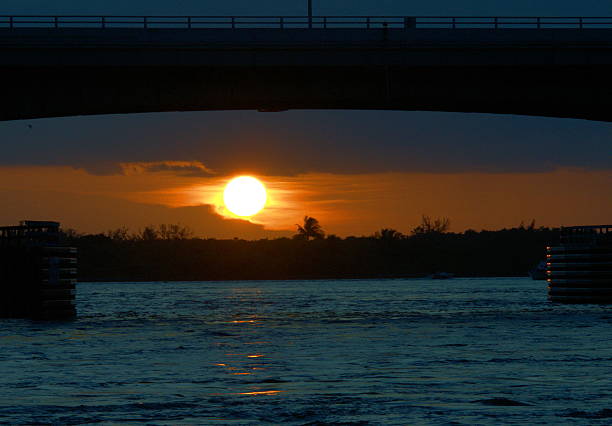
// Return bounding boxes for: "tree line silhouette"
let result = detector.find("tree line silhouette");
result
[66,216,560,282]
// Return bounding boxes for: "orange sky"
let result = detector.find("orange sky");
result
[0,164,610,238]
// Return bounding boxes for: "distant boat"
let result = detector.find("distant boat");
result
[429,272,455,280]
[529,260,547,280]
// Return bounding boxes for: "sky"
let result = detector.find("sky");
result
[0,0,611,238]
[5,0,612,16]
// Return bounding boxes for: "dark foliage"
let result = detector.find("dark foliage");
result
[295,216,325,240]
[411,215,451,235]
[68,225,560,282]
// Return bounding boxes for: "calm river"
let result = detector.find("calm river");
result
[1,278,611,424]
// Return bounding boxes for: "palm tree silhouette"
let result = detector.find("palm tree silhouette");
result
[295,216,325,240]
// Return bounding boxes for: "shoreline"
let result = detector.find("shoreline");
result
[77,275,532,284]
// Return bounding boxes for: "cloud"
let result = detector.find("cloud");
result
[254,170,612,236]
[121,161,215,177]
[0,188,290,239]
[0,165,610,237]
[0,111,610,177]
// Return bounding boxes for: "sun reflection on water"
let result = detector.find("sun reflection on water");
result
[212,290,286,397]
[237,390,283,396]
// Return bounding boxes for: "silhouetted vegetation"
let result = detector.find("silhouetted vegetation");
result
[411,215,451,235]
[374,228,404,241]
[64,217,560,282]
[295,216,325,240]
[101,224,194,242]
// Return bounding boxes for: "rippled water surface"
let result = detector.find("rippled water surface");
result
[1,278,612,424]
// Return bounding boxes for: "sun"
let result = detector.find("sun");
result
[223,176,267,217]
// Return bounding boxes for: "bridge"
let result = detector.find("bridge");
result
[2,15,612,121]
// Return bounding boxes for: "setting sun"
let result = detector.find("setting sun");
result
[223,176,267,217]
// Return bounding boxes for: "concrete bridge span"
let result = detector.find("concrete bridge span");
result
[2,23,612,121]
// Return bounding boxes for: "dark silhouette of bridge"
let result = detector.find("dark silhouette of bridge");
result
[2,15,612,121]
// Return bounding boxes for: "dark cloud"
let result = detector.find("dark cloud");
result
[121,161,215,177]
[0,111,610,176]
[0,188,289,239]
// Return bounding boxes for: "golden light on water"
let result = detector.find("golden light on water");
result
[223,176,267,217]
[238,390,283,396]
[211,309,284,398]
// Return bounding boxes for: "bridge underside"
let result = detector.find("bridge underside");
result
[2,28,612,122]
[2,65,612,122]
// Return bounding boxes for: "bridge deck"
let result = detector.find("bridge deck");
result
[2,24,612,121]
[2,28,612,66]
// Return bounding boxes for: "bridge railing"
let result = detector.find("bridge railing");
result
[2,15,612,30]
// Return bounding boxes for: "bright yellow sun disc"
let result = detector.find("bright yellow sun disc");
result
[223,176,267,217]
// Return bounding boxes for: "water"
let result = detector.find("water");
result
[1,278,612,425]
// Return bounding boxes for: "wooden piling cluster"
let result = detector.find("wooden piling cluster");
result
[0,221,76,319]
[547,225,612,303]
